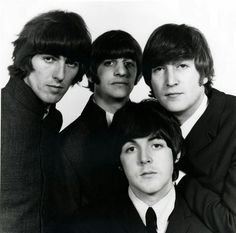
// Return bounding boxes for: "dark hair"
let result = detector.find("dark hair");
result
[143,24,214,95]
[87,30,142,92]
[8,10,91,85]
[109,99,184,181]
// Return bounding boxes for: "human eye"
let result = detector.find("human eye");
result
[66,59,79,68]
[103,59,115,66]
[126,146,136,153]
[122,142,137,154]
[42,55,56,63]
[124,59,136,68]
[152,143,163,149]
[152,66,165,73]
[176,62,189,69]
[150,138,166,150]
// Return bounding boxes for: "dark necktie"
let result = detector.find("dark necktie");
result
[145,207,157,233]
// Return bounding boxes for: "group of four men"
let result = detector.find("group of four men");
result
[1,10,236,233]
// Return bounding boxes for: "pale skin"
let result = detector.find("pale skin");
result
[24,54,79,104]
[92,58,137,114]
[151,59,208,124]
[120,135,175,206]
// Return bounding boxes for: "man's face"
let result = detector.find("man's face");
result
[94,58,137,101]
[120,135,174,203]
[151,59,207,123]
[24,54,79,104]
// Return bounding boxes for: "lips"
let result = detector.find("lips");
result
[47,85,64,93]
[112,82,128,85]
[140,171,157,177]
[47,84,63,89]
[165,92,182,97]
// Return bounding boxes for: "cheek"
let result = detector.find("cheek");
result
[129,69,137,80]
[65,69,78,83]
[97,66,110,78]
[121,157,136,177]
[163,159,174,176]
[151,76,162,89]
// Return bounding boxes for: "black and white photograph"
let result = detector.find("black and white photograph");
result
[1,0,236,233]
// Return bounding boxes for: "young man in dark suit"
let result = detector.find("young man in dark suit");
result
[59,30,142,211]
[142,23,236,233]
[58,100,212,233]
[1,10,91,233]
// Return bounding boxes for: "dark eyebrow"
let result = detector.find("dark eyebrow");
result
[124,139,136,144]
[148,134,162,142]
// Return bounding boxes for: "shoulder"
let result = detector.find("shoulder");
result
[64,198,126,233]
[168,188,212,233]
[210,88,236,111]
[60,101,92,141]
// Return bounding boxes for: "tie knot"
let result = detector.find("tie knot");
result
[145,207,157,233]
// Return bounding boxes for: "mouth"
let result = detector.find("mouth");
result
[47,85,63,89]
[165,92,182,98]
[47,85,64,93]
[112,81,128,85]
[140,171,157,177]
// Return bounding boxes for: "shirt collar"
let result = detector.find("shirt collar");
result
[106,111,114,126]
[128,186,176,232]
[92,96,114,126]
[181,94,208,138]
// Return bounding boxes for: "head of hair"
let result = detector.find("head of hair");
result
[87,30,142,92]
[109,99,184,181]
[8,10,91,85]
[142,23,214,95]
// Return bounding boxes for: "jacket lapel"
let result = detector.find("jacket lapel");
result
[166,192,192,233]
[118,197,148,233]
[185,89,226,156]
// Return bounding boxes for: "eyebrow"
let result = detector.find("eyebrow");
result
[148,135,162,141]
[124,135,162,144]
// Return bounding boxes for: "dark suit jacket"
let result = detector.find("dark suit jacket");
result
[1,77,64,233]
[52,188,212,233]
[178,88,236,232]
[59,95,127,212]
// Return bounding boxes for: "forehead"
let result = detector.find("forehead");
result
[123,134,166,145]
[103,57,136,62]
[160,58,195,66]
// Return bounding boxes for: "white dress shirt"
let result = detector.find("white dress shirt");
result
[128,186,176,233]
[92,97,114,126]
[181,94,208,138]
[106,111,114,126]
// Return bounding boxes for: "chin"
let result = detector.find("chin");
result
[112,93,129,99]
[162,103,185,113]
[42,97,61,104]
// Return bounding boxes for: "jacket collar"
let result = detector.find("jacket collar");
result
[4,77,48,118]
[185,88,226,154]
[166,190,193,233]
[80,95,109,128]
[119,196,149,233]
[80,95,132,129]
[118,192,192,233]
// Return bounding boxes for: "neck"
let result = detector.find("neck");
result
[175,92,206,125]
[131,182,173,206]
[93,93,129,114]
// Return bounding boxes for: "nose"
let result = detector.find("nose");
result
[166,67,178,87]
[54,58,66,81]
[139,148,152,165]
[114,61,127,77]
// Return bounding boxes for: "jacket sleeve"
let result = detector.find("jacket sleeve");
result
[178,158,236,233]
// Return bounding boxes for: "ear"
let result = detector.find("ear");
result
[118,165,123,172]
[202,77,208,85]
[87,75,93,83]
[175,152,181,163]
